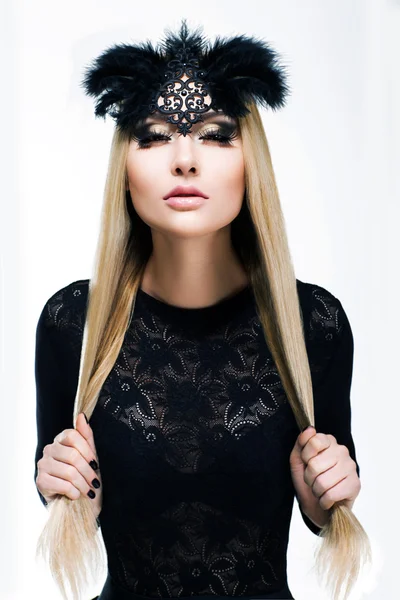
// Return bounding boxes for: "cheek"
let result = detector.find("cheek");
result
[229,154,245,193]
[208,151,245,211]
[125,149,170,228]
[126,152,156,197]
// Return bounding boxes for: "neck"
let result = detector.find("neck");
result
[140,228,250,308]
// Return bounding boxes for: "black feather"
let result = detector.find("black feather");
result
[80,18,291,133]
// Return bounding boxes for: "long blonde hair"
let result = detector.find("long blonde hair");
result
[36,102,371,600]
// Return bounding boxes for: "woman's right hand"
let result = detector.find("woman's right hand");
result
[35,412,103,519]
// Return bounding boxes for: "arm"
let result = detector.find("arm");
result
[34,302,76,507]
[297,298,360,535]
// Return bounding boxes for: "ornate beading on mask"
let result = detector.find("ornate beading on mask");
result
[148,47,217,135]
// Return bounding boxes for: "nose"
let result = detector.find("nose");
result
[170,129,199,176]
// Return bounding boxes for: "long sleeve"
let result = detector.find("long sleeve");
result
[297,298,360,535]
[34,303,76,507]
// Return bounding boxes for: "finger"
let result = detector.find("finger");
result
[304,454,341,492]
[75,412,97,459]
[310,453,356,495]
[37,460,97,502]
[49,441,101,491]
[301,432,332,464]
[318,475,351,511]
[54,428,98,471]
[297,426,317,452]
[303,445,341,483]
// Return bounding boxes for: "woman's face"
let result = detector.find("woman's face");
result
[125,108,245,239]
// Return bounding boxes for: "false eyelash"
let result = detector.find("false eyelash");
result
[132,127,239,149]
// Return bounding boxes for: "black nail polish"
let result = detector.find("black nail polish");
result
[92,478,100,489]
[87,489,96,499]
[90,459,98,470]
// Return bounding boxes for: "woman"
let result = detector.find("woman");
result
[34,19,370,600]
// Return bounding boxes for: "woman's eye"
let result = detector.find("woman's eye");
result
[135,132,172,149]
[133,127,238,149]
[198,128,239,146]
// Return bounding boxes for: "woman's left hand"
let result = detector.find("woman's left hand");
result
[289,426,361,513]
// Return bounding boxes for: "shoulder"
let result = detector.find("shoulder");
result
[296,278,349,345]
[295,278,353,382]
[38,279,90,330]
[36,279,90,359]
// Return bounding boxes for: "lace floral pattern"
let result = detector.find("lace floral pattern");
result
[95,301,290,476]
[114,501,284,597]
[41,278,348,597]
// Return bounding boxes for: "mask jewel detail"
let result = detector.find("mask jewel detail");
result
[149,47,216,135]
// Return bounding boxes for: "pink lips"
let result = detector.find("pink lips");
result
[163,185,209,200]
[164,196,205,210]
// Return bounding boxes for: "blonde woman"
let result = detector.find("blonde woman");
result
[34,19,370,600]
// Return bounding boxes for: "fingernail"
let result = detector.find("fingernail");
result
[89,459,98,470]
[302,425,313,432]
[83,412,89,424]
[92,478,101,489]
[87,489,96,499]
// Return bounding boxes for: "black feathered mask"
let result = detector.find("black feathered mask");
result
[81,18,291,136]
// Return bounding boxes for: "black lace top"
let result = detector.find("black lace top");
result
[34,278,360,600]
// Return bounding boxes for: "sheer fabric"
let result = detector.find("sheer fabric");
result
[34,278,359,599]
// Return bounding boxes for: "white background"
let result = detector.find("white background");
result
[1,0,399,598]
